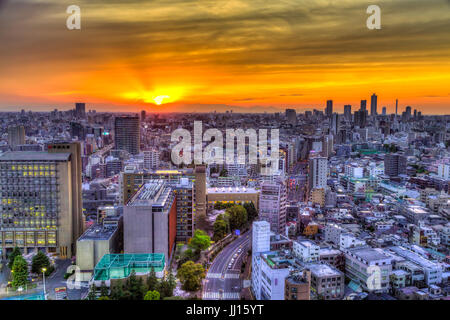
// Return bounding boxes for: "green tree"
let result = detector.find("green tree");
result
[99,281,109,297]
[11,255,29,288]
[189,229,211,252]
[243,202,258,222]
[177,261,205,291]
[87,284,97,300]
[146,267,158,291]
[31,251,51,274]
[8,247,22,269]
[225,205,247,231]
[98,296,110,300]
[144,290,161,300]
[110,283,124,300]
[124,271,146,300]
[213,216,228,241]
[219,169,228,177]
[158,271,176,298]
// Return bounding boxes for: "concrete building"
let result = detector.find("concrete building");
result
[76,214,122,281]
[0,151,80,258]
[7,126,25,147]
[124,180,176,264]
[143,149,160,170]
[259,181,287,234]
[207,186,259,211]
[251,221,271,300]
[345,247,392,293]
[114,116,140,155]
[306,263,345,300]
[384,153,407,177]
[293,239,320,263]
[387,246,442,286]
[285,271,311,300]
[308,152,327,192]
[47,141,84,251]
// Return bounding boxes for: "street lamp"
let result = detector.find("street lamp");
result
[42,268,47,300]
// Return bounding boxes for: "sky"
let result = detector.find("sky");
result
[0,0,449,114]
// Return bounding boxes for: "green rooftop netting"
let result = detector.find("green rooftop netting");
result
[93,253,165,281]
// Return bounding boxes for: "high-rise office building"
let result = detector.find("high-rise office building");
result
[395,99,398,115]
[322,134,333,158]
[75,102,86,118]
[325,100,333,117]
[114,116,140,155]
[344,105,352,121]
[259,181,287,234]
[370,93,378,116]
[331,113,339,136]
[141,110,146,122]
[382,106,387,115]
[360,100,367,112]
[0,150,80,258]
[285,109,297,126]
[47,142,83,253]
[384,153,407,177]
[308,151,327,192]
[354,110,367,128]
[7,125,25,147]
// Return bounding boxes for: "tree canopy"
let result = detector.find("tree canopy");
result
[11,255,29,288]
[144,290,161,300]
[31,251,52,275]
[177,261,205,291]
[8,247,22,269]
[189,229,211,252]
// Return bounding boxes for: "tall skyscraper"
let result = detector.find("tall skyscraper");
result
[75,102,86,118]
[7,125,25,147]
[285,109,297,126]
[360,100,367,112]
[114,116,141,155]
[259,181,287,234]
[382,106,387,115]
[331,113,339,136]
[325,100,333,117]
[344,105,352,121]
[370,93,378,116]
[308,151,327,192]
[395,99,398,116]
[141,110,146,121]
[354,110,367,128]
[0,150,80,258]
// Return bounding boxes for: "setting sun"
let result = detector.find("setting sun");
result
[153,95,170,105]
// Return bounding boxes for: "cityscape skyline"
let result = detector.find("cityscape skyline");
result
[1,0,450,113]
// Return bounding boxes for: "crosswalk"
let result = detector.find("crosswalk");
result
[206,273,240,279]
[203,292,241,300]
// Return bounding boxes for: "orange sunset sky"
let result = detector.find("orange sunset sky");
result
[0,0,449,114]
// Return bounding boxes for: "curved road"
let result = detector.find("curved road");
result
[202,230,251,300]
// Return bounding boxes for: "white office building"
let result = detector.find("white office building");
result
[293,239,320,263]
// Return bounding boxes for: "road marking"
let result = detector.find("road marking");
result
[206,273,240,279]
[203,292,240,300]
